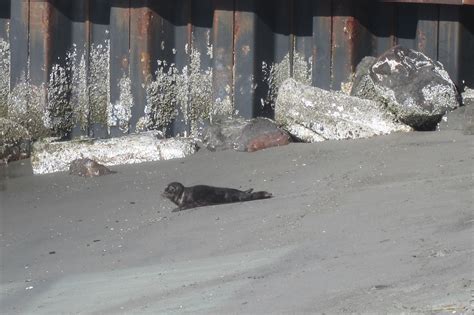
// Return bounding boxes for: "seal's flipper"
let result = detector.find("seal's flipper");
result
[250,191,272,200]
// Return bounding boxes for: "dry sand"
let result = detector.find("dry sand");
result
[1,130,473,314]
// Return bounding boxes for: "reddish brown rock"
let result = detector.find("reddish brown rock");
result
[247,131,291,152]
[199,116,291,152]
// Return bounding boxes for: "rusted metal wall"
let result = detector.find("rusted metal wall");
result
[0,0,473,139]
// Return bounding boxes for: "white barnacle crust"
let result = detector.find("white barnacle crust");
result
[31,131,197,174]
[0,37,10,118]
[262,52,312,109]
[107,75,133,133]
[143,45,227,136]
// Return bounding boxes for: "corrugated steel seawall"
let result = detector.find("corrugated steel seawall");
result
[0,0,473,139]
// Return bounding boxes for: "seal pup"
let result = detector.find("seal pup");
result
[69,158,116,177]
[162,182,272,212]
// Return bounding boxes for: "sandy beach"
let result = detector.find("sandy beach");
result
[1,130,472,313]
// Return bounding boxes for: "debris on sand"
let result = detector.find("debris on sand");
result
[69,158,116,177]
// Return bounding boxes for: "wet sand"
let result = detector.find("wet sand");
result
[1,130,472,313]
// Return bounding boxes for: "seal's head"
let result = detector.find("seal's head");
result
[162,182,185,204]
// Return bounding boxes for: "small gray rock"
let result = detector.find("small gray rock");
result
[351,46,460,130]
[69,158,116,177]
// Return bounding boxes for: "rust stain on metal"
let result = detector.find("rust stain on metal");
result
[28,4,41,32]
[117,6,130,29]
[29,0,54,82]
[43,2,53,71]
[331,1,358,90]
[29,2,51,35]
[344,17,357,40]
[234,12,241,38]
[233,11,253,39]
[344,16,358,72]
[41,5,50,32]
[140,51,150,79]
[21,0,29,27]
[139,10,152,37]
[213,12,222,43]
[187,22,192,52]
[84,0,91,55]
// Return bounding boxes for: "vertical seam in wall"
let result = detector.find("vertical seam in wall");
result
[128,0,132,135]
[44,1,52,109]
[27,0,30,82]
[329,0,334,90]
[26,0,31,112]
[190,0,194,52]
[86,0,91,134]
[435,4,440,61]
[188,0,192,55]
[391,3,396,47]
[289,0,294,78]
[232,0,236,112]
[128,0,131,71]
[394,4,399,46]
[185,0,192,135]
[456,6,462,86]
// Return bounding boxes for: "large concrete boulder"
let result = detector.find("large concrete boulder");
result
[0,117,31,163]
[275,78,411,142]
[31,131,197,174]
[351,46,460,130]
[199,116,290,152]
